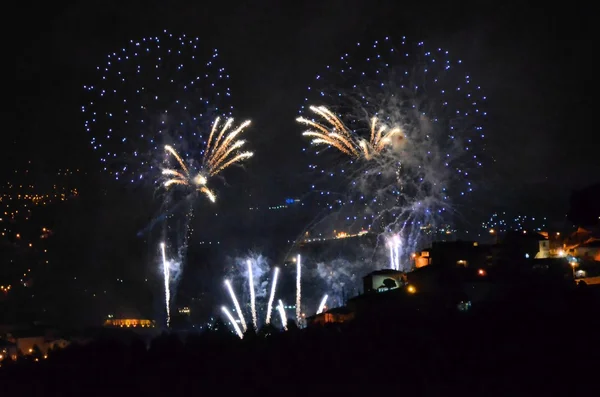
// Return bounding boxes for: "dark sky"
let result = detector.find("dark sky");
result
[14,1,597,206]
[8,0,598,321]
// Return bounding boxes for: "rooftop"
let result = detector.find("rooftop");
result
[364,269,405,277]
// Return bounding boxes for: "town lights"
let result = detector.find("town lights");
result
[478,269,487,276]
[407,285,416,294]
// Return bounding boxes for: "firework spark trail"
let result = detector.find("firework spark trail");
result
[209,120,252,169]
[297,106,402,161]
[160,242,171,327]
[317,294,328,314]
[265,267,279,325]
[277,299,287,330]
[387,234,402,270]
[394,235,401,270]
[298,38,487,272]
[247,259,257,330]
[296,254,302,325]
[177,203,195,254]
[314,259,369,307]
[221,306,243,339]
[162,118,253,202]
[225,279,247,332]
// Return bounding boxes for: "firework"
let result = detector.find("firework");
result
[296,254,302,325]
[225,279,247,332]
[83,30,236,183]
[221,306,243,339]
[162,118,253,202]
[298,37,488,263]
[481,212,548,235]
[387,234,401,270]
[277,299,288,330]
[314,259,365,308]
[265,267,279,325]
[160,242,171,327]
[316,294,328,314]
[297,106,403,160]
[247,259,257,330]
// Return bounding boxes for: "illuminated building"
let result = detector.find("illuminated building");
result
[3,328,69,357]
[306,307,354,327]
[296,231,380,263]
[178,307,191,315]
[570,240,600,261]
[103,318,156,328]
[0,339,17,362]
[413,250,431,268]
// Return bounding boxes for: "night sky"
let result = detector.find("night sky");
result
[9,1,597,323]
[14,1,597,203]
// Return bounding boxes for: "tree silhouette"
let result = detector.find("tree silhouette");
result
[257,323,279,338]
[31,344,43,360]
[243,325,257,341]
[381,278,398,290]
[286,319,299,331]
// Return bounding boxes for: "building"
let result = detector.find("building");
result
[536,239,551,258]
[499,231,549,261]
[528,258,574,282]
[3,328,69,356]
[103,318,156,328]
[306,307,355,327]
[414,249,431,268]
[362,269,406,293]
[425,241,493,268]
[405,265,494,304]
[178,307,191,316]
[296,231,380,263]
[571,240,600,261]
[0,339,17,362]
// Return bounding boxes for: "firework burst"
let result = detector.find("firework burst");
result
[297,105,404,160]
[82,30,236,183]
[162,117,253,202]
[299,36,488,267]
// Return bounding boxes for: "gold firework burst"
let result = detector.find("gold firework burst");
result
[297,105,403,160]
[162,117,254,202]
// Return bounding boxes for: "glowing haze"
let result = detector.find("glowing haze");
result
[299,36,488,267]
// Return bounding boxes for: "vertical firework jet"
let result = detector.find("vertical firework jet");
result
[221,306,243,339]
[265,267,279,325]
[387,234,401,270]
[247,259,257,330]
[160,242,171,327]
[277,299,288,330]
[225,279,247,332]
[296,254,302,325]
[317,294,328,314]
